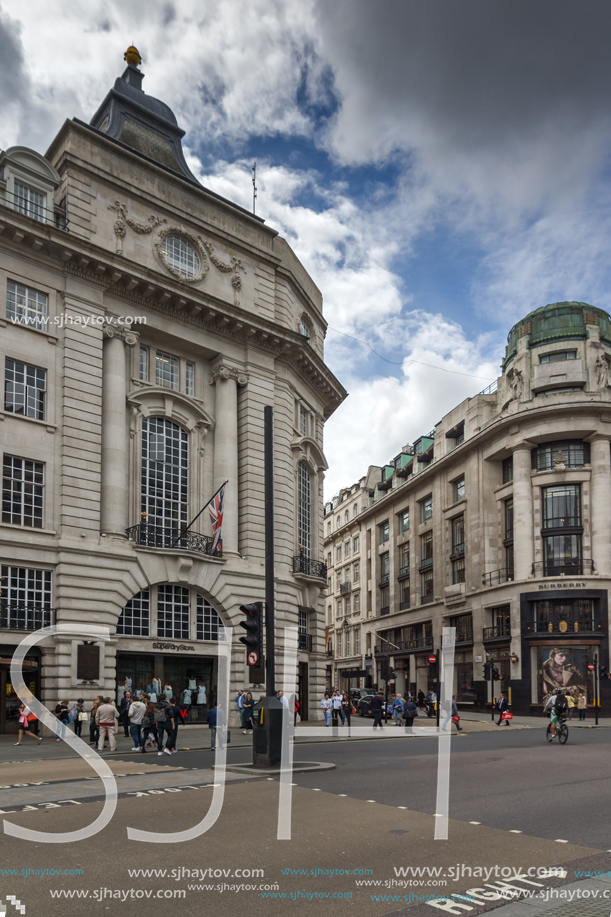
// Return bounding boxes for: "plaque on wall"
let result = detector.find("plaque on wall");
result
[77,644,100,681]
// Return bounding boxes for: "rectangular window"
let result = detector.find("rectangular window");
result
[157,584,190,639]
[380,585,390,615]
[543,533,582,576]
[400,579,410,609]
[504,498,514,579]
[345,630,351,656]
[542,484,581,529]
[336,546,342,562]
[353,504,359,517]
[327,552,332,568]
[533,440,589,471]
[452,477,465,503]
[421,569,434,603]
[155,351,179,390]
[451,515,465,555]
[2,456,44,527]
[354,592,360,613]
[420,531,433,567]
[299,405,308,436]
[345,596,351,615]
[380,552,390,583]
[502,457,513,483]
[399,542,410,575]
[398,509,410,534]
[504,499,514,540]
[337,598,343,617]
[452,556,466,584]
[337,571,342,587]
[353,535,360,552]
[353,561,360,583]
[117,590,150,637]
[139,345,149,382]
[449,613,472,643]
[0,564,52,630]
[354,629,360,654]
[4,358,46,420]
[345,540,350,558]
[337,633,342,657]
[379,521,390,544]
[420,495,433,523]
[327,521,331,536]
[185,362,195,396]
[6,281,48,330]
[14,181,46,222]
[539,350,577,363]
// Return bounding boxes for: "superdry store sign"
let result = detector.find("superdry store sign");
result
[151,642,196,652]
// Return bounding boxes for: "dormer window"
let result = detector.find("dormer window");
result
[0,147,61,228]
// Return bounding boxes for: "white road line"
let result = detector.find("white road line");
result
[555,839,569,843]
[366,799,376,803]
[312,788,321,792]
[509,830,523,834]
[469,821,481,825]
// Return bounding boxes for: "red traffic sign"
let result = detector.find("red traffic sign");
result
[248,651,259,666]
[588,663,595,671]
[428,655,437,664]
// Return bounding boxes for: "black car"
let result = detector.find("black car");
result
[357,695,389,717]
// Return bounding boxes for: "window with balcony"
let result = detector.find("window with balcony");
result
[542,484,581,529]
[14,181,46,222]
[157,584,190,639]
[399,542,410,576]
[4,359,46,420]
[502,457,513,483]
[420,495,433,523]
[155,351,179,390]
[533,440,589,472]
[449,613,473,644]
[421,569,434,603]
[398,509,410,534]
[483,604,511,641]
[452,477,465,503]
[379,521,390,544]
[2,456,44,527]
[420,531,433,568]
[0,564,52,630]
[141,417,188,532]
[297,461,311,558]
[6,282,48,330]
[380,585,390,615]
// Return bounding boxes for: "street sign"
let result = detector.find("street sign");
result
[248,651,258,666]
[428,655,436,664]
[588,663,595,671]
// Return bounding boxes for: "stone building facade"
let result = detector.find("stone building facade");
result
[325,302,611,714]
[0,49,345,733]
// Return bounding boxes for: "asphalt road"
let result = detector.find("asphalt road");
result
[1,727,610,917]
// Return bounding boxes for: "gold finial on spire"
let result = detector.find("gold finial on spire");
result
[124,45,142,67]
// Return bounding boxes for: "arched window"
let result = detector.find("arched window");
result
[117,590,150,636]
[141,418,188,533]
[297,461,311,558]
[197,595,226,641]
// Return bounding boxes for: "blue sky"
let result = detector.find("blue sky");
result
[4,0,611,495]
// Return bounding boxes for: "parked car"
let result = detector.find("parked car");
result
[350,688,371,703]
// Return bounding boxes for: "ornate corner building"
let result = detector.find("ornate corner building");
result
[325,302,611,714]
[0,49,346,732]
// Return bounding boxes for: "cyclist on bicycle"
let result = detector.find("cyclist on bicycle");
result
[544,688,568,737]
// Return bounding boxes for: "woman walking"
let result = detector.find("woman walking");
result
[340,692,351,726]
[242,692,254,734]
[320,692,332,726]
[14,703,42,746]
[89,696,104,746]
[54,700,71,742]
[578,692,587,721]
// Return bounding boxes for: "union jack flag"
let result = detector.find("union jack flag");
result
[208,484,226,554]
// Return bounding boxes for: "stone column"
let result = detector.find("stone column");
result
[209,362,248,555]
[589,435,611,575]
[100,326,138,536]
[512,444,534,580]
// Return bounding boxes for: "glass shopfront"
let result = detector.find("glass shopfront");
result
[0,647,40,734]
[532,644,593,704]
[116,652,217,723]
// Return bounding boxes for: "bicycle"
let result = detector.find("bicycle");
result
[546,715,568,744]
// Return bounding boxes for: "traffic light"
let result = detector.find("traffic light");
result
[483,662,491,681]
[388,668,396,680]
[380,657,389,680]
[601,666,609,679]
[239,602,263,665]
[429,655,439,681]
[493,666,501,681]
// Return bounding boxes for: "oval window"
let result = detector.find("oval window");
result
[161,234,201,278]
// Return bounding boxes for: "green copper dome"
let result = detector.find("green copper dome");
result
[504,301,611,368]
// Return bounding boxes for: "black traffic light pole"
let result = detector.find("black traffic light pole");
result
[264,405,275,697]
[435,649,440,729]
[594,654,599,726]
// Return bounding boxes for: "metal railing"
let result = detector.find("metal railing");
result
[421,593,435,604]
[126,523,218,556]
[454,631,473,646]
[1,190,68,231]
[0,604,55,630]
[298,634,313,652]
[399,600,410,610]
[482,568,514,587]
[339,582,352,594]
[398,565,410,578]
[374,636,433,654]
[380,606,390,616]
[478,379,498,396]
[531,559,593,577]
[379,573,390,586]
[483,623,511,641]
[293,555,328,578]
[527,615,601,635]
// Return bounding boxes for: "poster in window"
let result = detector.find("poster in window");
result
[537,645,590,703]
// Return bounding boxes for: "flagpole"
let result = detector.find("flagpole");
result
[168,479,229,549]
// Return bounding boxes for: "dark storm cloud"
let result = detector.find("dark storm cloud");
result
[314,0,611,199]
[0,11,29,113]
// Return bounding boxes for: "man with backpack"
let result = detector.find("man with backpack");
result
[544,688,568,738]
[153,693,175,756]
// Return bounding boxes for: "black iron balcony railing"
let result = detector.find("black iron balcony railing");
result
[421,593,435,604]
[454,631,473,646]
[374,636,433,655]
[293,555,328,578]
[399,599,410,610]
[525,614,602,636]
[483,623,511,641]
[2,189,68,230]
[380,605,390,616]
[398,565,410,580]
[531,559,593,578]
[379,573,390,586]
[419,556,433,571]
[482,568,514,587]
[126,523,218,557]
[298,634,313,652]
[0,604,55,630]
[339,582,352,594]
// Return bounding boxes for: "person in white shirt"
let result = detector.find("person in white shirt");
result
[278,691,290,712]
[331,690,342,726]
[320,692,332,726]
[128,697,146,751]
